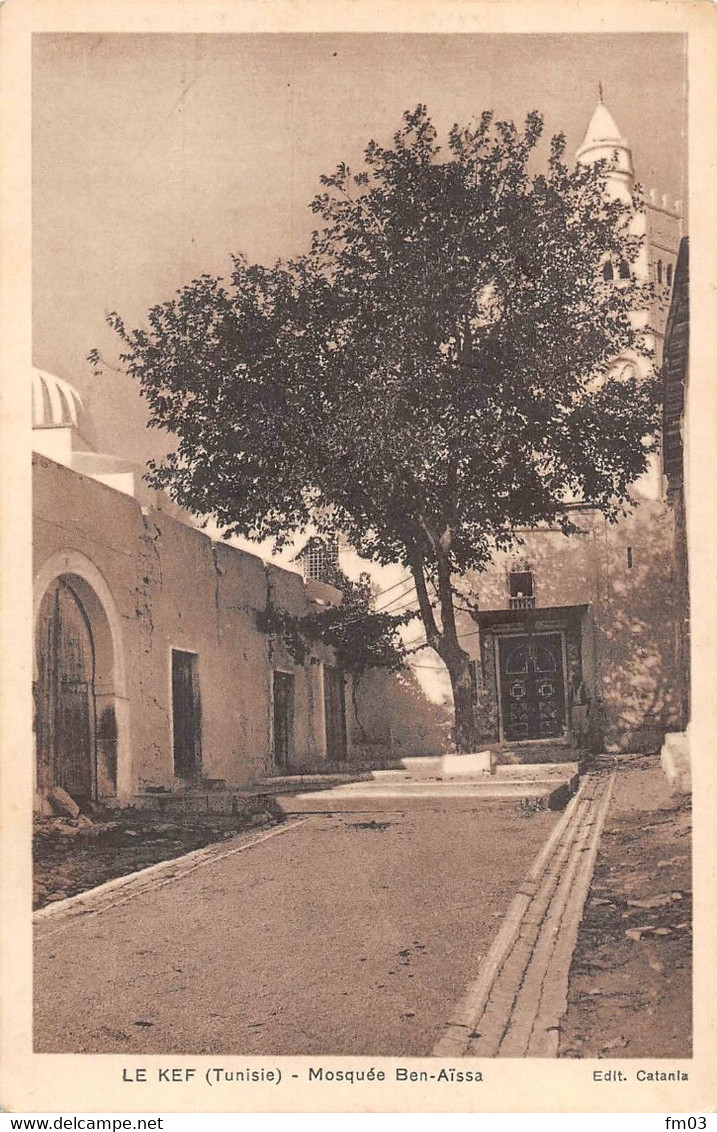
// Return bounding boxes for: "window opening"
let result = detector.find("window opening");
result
[302,536,340,583]
[508,568,535,610]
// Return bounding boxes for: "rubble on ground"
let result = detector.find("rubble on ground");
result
[33,801,282,910]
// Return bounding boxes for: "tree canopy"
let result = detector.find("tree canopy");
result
[259,566,413,677]
[96,105,659,750]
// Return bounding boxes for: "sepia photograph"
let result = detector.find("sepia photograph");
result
[1,0,715,1115]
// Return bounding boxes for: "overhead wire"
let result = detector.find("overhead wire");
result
[402,624,482,650]
[374,582,417,613]
[381,595,420,617]
[370,573,415,605]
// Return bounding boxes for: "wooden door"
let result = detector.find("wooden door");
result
[498,633,566,742]
[35,579,96,801]
[171,650,202,781]
[273,671,294,770]
[323,666,347,762]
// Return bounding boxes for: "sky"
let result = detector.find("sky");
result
[33,32,687,465]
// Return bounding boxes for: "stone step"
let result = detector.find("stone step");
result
[256,773,371,792]
[275,775,578,813]
[369,761,577,783]
[398,756,444,773]
[123,755,580,815]
[494,762,579,779]
[318,777,576,795]
[493,741,577,766]
[126,790,276,816]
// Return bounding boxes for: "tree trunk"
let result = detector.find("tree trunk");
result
[408,544,477,753]
[444,648,476,753]
[351,678,367,744]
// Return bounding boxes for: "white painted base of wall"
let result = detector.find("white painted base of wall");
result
[660,728,691,793]
[441,750,492,777]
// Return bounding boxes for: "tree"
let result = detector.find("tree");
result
[95,105,659,752]
[258,565,414,677]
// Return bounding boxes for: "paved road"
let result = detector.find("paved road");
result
[35,804,558,1056]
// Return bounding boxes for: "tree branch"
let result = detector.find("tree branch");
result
[408,550,441,651]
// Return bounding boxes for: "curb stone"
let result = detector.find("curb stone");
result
[433,771,615,1057]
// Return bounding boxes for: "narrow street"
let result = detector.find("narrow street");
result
[34,803,558,1056]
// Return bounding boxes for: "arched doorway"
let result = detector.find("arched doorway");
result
[34,554,128,805]
[35,578,97,801]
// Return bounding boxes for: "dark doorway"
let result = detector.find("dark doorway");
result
[273,671,295,771]
[35,579,96,801]
[171,650,202,781]
[324,665,347,762]
[498,633,566,741]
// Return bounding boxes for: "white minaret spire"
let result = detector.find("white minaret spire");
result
[575,96,634,201]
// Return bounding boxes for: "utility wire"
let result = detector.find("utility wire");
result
[374,581,416,613]
[403,624,482,649]
[371,573,414,604]
[382,594,420,616]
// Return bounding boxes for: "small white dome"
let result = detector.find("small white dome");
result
[32,369,83,429]
[576,100,634,181]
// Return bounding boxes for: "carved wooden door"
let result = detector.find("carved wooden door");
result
[36,579,96,800]
[498,633,566,741]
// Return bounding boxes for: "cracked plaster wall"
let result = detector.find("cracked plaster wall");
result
[32,454,345,793]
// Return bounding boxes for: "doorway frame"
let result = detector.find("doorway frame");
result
[169,645,203,785]
[271,668,295,773]
[322,663,348,763]
[493,626,569,744]
[33,550,129,802]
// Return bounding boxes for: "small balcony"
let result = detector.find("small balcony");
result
[509,595,536,611]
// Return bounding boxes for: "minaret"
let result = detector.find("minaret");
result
[575,95,684,501]
[576,92,634,204]
[576,94,649,329]
[576,94,682,348]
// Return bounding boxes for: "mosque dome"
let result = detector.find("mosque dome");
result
[32,368,84,429]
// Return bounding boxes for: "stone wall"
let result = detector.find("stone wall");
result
[36,454,428,801]
[458,500,683,753]
[350,669,450,763]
